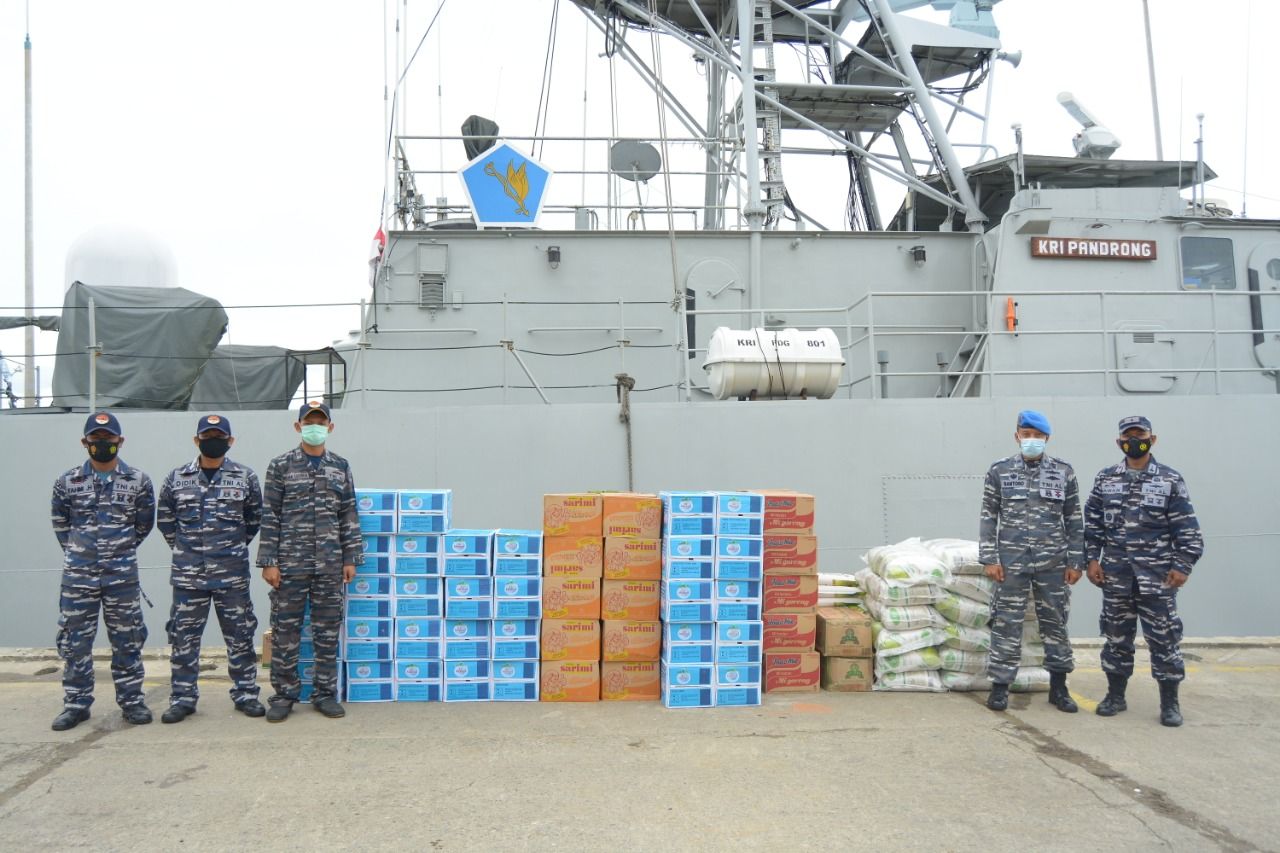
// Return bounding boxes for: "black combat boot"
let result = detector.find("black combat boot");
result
[1158,680,1183,727]
[986,682,1009,711]
[1096,673,1128,716]
[1048,671,1079,713]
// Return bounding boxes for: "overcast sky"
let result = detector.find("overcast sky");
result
[1,0,1275,400]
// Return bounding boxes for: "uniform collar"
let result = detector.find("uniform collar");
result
[77,458,131,480]
[1013,452,1056,470]
[290,445,333,465]
[182,456,239,475]
[1113,456,1160,476]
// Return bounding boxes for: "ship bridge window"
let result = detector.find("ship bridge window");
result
[1180,236,1236,289]
[1267,258,1280,281]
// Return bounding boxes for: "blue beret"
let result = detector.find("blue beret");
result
[1016,409,1051,435]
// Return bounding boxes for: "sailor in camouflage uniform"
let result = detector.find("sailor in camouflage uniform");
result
[49,412,156,731]
[156,414,265,723]
[1085,415,1203,727]
[979,410,1084,714]
[257,401,362,722]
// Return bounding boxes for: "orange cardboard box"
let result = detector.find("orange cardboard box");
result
[759,491,816,535]
[601,661,660,701]
[601,620,662,662]
[601,493,662,539]
[762,612,816,652]
[603,537,662,580]
[543,494,604,537]
[541,619,601,661]
[601,579,660,621]
[762,574,819,613]
[543,576,601,618]
[543,537,604,578]
[540,660,600,702]
[762,534,819,575]
[764,651,821,693]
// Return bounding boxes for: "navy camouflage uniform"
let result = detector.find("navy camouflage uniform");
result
[256,447,362,706]
[979,453,1084,684]
[158,457,263,709]
[51,460,156,711]
[1085,457,1203,682]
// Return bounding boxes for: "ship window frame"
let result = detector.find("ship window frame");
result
[1179,236,1237,290]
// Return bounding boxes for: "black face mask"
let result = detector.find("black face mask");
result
[1119,436,1152,459]
[198,437,231,459]
[86,440,119,464]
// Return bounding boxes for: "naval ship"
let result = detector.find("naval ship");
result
[2,0,1276,646]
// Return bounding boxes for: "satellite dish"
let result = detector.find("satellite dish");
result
[609,140,661,182]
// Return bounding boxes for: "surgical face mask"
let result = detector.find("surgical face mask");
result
[198,437,230,459]
[1119,436,1152,459]
[299,424,329,447]
[1020,437,1046,459]
[86,439,119,464]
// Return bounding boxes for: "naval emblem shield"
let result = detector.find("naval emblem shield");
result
[458,142,552,229]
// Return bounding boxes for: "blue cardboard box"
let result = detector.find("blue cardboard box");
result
[442,680,491,702]
[494,530,543,556]
[346,661,393,681]
[345,618,392,641]
[494,577,541,599]
[444,638,491,660]
[398,489,451,514]
[395,681,441,702]
[442,556,490,577]
[714,579,762,602]
[355,490,397,513]
[664,515,716,536]
[394,576,441,597]
[394,597,442,619]
[492,680,539,701]
[713,557,763,582]
[661,558,715,581]
[443,530,495,556]
[347,575,392,597]
[391,555,439,576]
[345,598,391,619]
[714,602,762,622]
[660,491,717,516]
[716,663,762,685]
[665,536,715,559]
[663,622,715,644]
[491,639,540,660]
[491,660,539,680]
[661,684,714,709]
[358,514,395,534]
[444,577,494,599]
[362,534,392,555]
[355,556,392,575]
[661,580,714,604]
[716,515,764,537]
[393,534,441,556]
[398,513,447,534]
[444,598,493,620]
[346,680,395,702]
[660,601,714,622]
[715,642,763,665]
[715,492,763,516]
[492,619,540,641]
[343,639,392,662]
[444,619,491,639]
[717,537,763,559]
[715,621,764,644]
[444,659,491,680]
[394,639,442,660]
[661,642,715,665]
[714,686,762,707]
[663,663,714,688]
[494,599,542,619]
[493,556,541,577]
[395,618,442,640]
[298,639,315,660]
[395,659,442,681]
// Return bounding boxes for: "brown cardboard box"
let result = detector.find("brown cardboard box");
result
[821,656,874,692]
[762,613,816,652]
[762,534,819,575]
[816,606,875,657]
[764,651,821,693]
[600,661,660,701]
[544,536,604,578]
[759,491,816,535]
[762,574,819,613]
[601,579,660,620]
[540,660,600,702]
[541,619,601,661]
[262,630,272,665]
[601,493,662,539]
[543,576,602,618]
[543,494,604,537]
[601,620,662,661]
[603,537,662,580]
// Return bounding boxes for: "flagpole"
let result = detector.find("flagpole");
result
[24,27,36,408]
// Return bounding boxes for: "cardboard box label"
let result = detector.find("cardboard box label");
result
[713,558,763,582]
[602,579,660,620]
[395,659,441,681]
[541,619,601,661]
[395,618,442,640]
[543,494,604,537]
[495,577,541,599]
[394,534,441,555]
[346,661,393,681]
[494,530,542,556]
[665,536,715,559]
[394,597,442,618]
[543,537,604,578]
[442,556,489,576]
[716,492,763,516]
[714,686,761,707]
[443,530,495,556]
[601,661,660,701]
[762,534,819,574]
[664,516,716,536]
[602,620,662,661]
[355,490,397,513]
[816,606,875,657]
[764,651,821,693]
[661,686,713,709]
[602,493,662,539]
[494,599,543,619]
[346,598,391,619]
[662,643,715,665]
[347,576,392,596]
[663,663,713,688]
[492,660,539,680]
[760,491,816,535]
[392,639,440,660]
[604,538,663,580]
[394,576,441,597]
[493,556,542,577]
[716,621,764,644]
[714,643,762,665]
[491,639,541,660]
[492,680,539,702]
[716,663,762,686]
[762,613,817,652]
[445,577,493,599]
[660,491,717,516]
[492,618,540,640]
[395,681,441,702]
[714,579,762,602]
[762,574,819,613]
[661,558,715,581]
[543,576,602,619]
[398,490,450,513]
[445,659,491,680]
[398,514,447,534]
[540,660,600,702]
[821,656,874,692]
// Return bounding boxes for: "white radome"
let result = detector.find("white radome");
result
[64,224,179,290]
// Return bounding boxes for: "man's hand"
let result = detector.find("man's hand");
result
[984,563,1004,583]
[1086,559,1104,587]
[342,564,356,583]
[1065,567,1082,586]
[1164,569,1189,589]
[261,566,281,589]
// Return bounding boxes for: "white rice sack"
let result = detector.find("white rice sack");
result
[875,646,942,676]
[937,647,988,675]
[923,538,984,575]
[1021,642,1046,667]
[941,573,994,604]
[865,539,951,584]
[934,593,991,629]
[873,624,947,658]
[1009,666,1050,693]
[867,598,947,631]
[874,669,946,692]
[942,622,991,652]
[819,572,863,591]
[859,568,941,605]
[940,671,989,692]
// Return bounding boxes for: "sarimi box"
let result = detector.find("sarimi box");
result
[764,651,821,693]
[540,660,600,702]
[542,537,603,578]
[762,613,817,652]
[542,576,601,619]
[601,620,661,662]
[346,681,395,702]
[603,537,662,580]
[542,494,604,538]
[762,574,819,613]
[601,493,662,539]
[601,661,660,701]
[540,619,600,661]
[601,579,660,620]
[762,534,819,575]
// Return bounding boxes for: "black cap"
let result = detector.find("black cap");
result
[84,411,122,437]
[298,399,331,421]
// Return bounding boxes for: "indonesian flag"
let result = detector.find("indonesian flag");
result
[368,227,386,288]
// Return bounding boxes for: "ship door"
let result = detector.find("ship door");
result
[1114,323,1175,393]
[1247,242,1280,370]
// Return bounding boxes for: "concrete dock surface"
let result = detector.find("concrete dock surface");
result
[1,642,1276,853]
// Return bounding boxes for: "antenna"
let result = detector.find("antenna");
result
[1057,92,1121,159]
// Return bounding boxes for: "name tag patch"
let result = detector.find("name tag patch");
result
[1141,494,1167,509]
[1099,482,1125,496]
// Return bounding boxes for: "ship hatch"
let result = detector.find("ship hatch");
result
[1247,242,1280,370]
[1115,323,1174,393]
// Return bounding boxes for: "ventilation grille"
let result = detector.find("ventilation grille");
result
[418,275,445,309]
[1132,332,1156,344]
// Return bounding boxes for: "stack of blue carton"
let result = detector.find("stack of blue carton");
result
[658,491,764,708]
[442,529,544,702]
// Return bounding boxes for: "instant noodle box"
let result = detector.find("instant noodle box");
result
[542,494,604,537]
[759,491,815,535]
[601,661,660,701]
[762,534,819,575]
[540,660,600,702]
[540,619,601,661]
[816,606,874,657]
[762,574,819,613]
[601,493,662,539]
[543,537,604,578]
[764,651,821,693]
[601,620,662,661]
[542,576,601,619]
[762,613,817,652]
[601,579,660,620]
[603,537,662,580]
[821,656,874,692]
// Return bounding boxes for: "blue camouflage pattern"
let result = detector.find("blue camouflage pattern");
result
[256,447,362,573]
[1085,457,1204,682]
[158,457,263,589]
[979,453,1084,685]
[51,459,155,710]
[269,573,343,704]
[166,584,259,707]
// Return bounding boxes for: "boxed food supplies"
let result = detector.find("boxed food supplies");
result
[661,579,713,604]
[355,489,397,514]
[445,597,494,620]
[659,491,717,517]
[491,639,541,660]
[358,514,395,534]
[759,491,815,535]
[494,576,541,599]
[394,597,442,618]
[716,492,763,516]
[714,579,762,602]
[714,557,763,582]
[445,659,491,680]
[665,536,715,560]
[392,555,440,576]
[764,651,821,693]
[442,556,490,577]
[543,494,604,537]
[492,618,540,640]
[395,659,441,681]
[542,576,601,619]
[394,534,441,556]
[661,558,715,581]
[394,639,442,660]
[714,686,762,707]
[347,575,392,597]
[543,537,604,578]
[601,620,662,662]
[661,684,714,709]
[344,639,392,661]
[665,516,716,536]
[395,576,441,597]
[346,598,391,619]
[398,514,447,534]
[601,579,660,620]
[363,534,392,555]
[346,661,393,681]
[443,530,495,557]
[494,530,542,556]
[714,643,762,665]
[398,489,451,514]
[816,606,874,657]
[762,535,819,574]
[717,537,763,559]
[716,515,764,537]
[660,601,714,623]
[661,642,715,665]
[715,601,763,622]
[762,574,819,613]
[716,621,764,644]
[393,535,441,575]
[442,680,491,702]
[395,618,442,640]
[540,660,600,702]
[663,622,714,644]
[345,618,392,640]
[443,638,491,660]
[346,681,395,702]
[601,493,662,539]
[821,656,874,692]
[492,660,539,681]
[395,681,441,702]
[356,556,392,575]
[662,663,714,688]
[494,599,543,619]
[444,576,493,599]
[492,680,539,702]
[601,661,660,701]
[716,663,762,686]
[540,619,601,661]
[444,619,490,639]
[493,556,542,577]
[762,613,817,652]
[603,538,662,580]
